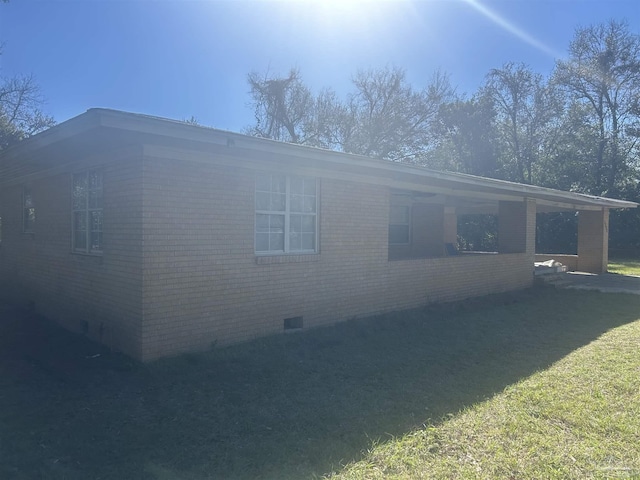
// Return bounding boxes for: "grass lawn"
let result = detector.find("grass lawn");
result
[609,258,640,276]
[1,286,639,479]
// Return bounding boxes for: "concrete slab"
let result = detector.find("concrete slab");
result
[547,272,640,295]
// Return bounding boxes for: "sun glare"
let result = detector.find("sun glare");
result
[292,0,402,31]
[461,0,560,58]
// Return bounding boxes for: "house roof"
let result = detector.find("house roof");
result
[1,108,637,213]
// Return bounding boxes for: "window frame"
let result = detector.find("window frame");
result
[71,170,104,255]
[22,185,35,234]
[255,173,318,255]
[388,203,412,246]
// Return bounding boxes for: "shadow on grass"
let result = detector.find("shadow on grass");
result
[1,286,640,479]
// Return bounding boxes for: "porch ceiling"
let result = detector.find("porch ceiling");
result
[391,189,623,215]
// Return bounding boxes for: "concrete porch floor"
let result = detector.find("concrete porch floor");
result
[540,271,640,295]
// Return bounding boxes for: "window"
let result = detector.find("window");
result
[389,204,411,245]
[23,186,35,233]
[72,170,103,254]
[255,173,317,254]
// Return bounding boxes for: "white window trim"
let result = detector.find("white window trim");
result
[255,174,318,255]
[389,203,411,246]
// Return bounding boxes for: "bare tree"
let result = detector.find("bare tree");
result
[486,62,561,184]
[0,74,55,149]
[245,66,454,164]
[245,68,315,144]
[345,67,454,163]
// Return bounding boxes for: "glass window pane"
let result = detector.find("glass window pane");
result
[90,232,103,251]
[255,175,318,254]
[289,232,301,250]
[301,215,315,233]
[303,178,316,195]
[290,195,303,212]
[73,174,87,210]
[303,196,316,213]
[73,189,86,210]
[290,215,302,233]
[89,190,103,209]
[89,171,103,189]
[256,214,270,232]
[390,206,410,224]
[91,210,103,231]
[256,174,271,192]
[24,208,35,227]
[270,214,284,232]
[256,192,270,210]
[271,175,286,193]
[74,211,87,231]
[271,193,286,211]
[301,233,315,250]
[23,191,33,209]
[290,176,304,194]
[75,230,87,250]
[256,232,269,252]
[270,233,284,251]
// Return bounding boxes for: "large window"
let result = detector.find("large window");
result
[255,173,317,254]
[389,204,411,245]
[23,186,35,233]
[72,170,103,254]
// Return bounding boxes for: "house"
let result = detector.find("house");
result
[0,109,636,361]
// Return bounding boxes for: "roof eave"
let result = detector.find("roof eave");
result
[3,108,637,211]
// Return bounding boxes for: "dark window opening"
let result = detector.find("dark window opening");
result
[284,316,303,330]
[457,214,498,252]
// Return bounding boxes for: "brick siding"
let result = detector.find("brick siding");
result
[139,155,534,361]
[0,145,537,361]
[0,153,144,357]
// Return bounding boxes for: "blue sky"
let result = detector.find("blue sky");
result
[1,0,639,133]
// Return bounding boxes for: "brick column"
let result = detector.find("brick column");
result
[577,208,609,273]
[498,199,536,255]
[444,206,457,244]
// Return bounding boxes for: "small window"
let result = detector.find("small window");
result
[23,186,35,233]
[389,205,410,245]
[72,170,103,255]
[255,173,317,254]
[284,316,303,330]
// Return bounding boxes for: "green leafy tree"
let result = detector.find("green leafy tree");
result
[555,20,640,195]
[429,91,497,176]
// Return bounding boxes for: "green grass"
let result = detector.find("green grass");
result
[608,258,640,276]
[1,287,639,479]
[332,304,640,479]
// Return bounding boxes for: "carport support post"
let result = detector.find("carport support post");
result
[498,198,536,256]
[577,208,609,273]
[444,206,457,244]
